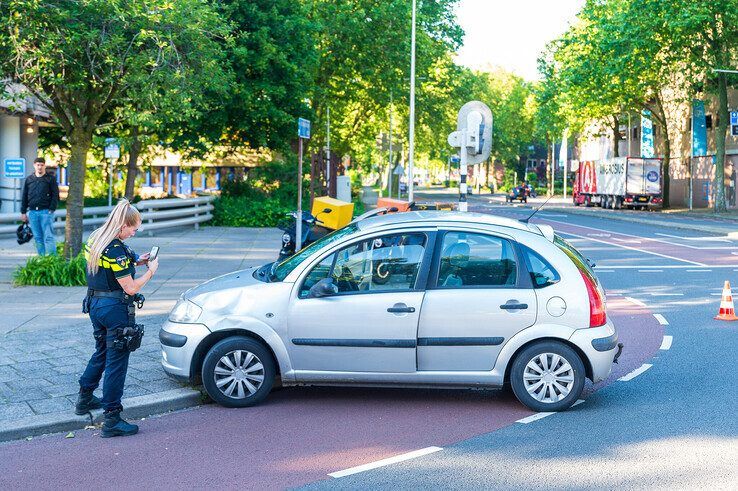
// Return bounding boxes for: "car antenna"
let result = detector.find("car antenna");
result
[519,195,553,224]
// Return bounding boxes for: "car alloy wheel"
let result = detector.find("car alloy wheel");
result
[202,336,276,407]
[510,340,585,412]
[523,353,575,403]
[214,349,265,399]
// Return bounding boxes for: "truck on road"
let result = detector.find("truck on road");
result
[572,157,663,209]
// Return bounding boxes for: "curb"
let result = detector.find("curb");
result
[0,387,202,443]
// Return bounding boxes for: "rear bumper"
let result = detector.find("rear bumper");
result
[569,319,619,383]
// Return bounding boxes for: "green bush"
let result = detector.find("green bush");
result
[525,172,539,188]
[212,196,293,227]
[14,252,87,286]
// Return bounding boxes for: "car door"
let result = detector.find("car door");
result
[417,230,537,371]
[287,230,433,374]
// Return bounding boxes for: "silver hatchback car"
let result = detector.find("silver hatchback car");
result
[160,211,621,412]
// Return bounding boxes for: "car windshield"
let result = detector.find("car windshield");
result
[269,223,359,282]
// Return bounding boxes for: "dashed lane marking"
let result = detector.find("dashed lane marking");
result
[660,336,673,350]
[618,364,653,382]
[594,269,615,273]
[328,447,443,478]
[638,269,663,273]
[650,293,684,297]
[624,297,647,307]
[653,314,670,325]
[686,269,713,273]
[516,412,554,424]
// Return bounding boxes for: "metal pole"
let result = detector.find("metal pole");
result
[13,178,18,212]
[296,138,303,251]
[627,112,632,157]
[551,141,555,197]
[389,91,393,199]
[687,101,694,211]
[408,0,417,203]
[326,107,330,195]
[459,130,468,212]
[108,158,113,206]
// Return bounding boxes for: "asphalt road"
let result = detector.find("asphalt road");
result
[2,200,736,489]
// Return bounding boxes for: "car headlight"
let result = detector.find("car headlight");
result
[282,232,292,244]
[168,299,203,324]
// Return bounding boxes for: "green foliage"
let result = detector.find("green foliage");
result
[14,252,87,287]
[525,172,539,188]
[212,196,293,228]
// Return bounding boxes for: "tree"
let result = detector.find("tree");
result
[1,0,227,256]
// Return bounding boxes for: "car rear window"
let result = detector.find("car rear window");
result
[554,235,597,284]
[521,245,560,288]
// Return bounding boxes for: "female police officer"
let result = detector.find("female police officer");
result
[76,198,159,437]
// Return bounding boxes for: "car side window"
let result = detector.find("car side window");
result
[521,245,560,288]
[299,233,427,297]
[436,232,517,288]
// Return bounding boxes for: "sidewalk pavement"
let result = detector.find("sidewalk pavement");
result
[0,225,282,441]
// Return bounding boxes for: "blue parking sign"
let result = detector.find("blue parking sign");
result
[4,158,25,179]
[298,118,311,139]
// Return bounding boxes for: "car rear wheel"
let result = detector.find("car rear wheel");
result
[202,336,276,408]
[510,341,585,412]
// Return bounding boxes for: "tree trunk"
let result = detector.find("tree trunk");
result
[546,139,553,197]
[612,115,620,158]
[715,71,728,212]
[124,126,142,200]
[653,96,670,209]
[64,131,92,259]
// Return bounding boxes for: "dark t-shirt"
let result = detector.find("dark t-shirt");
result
[85,238,137,291]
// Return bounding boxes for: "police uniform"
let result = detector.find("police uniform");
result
[78,239,141,421]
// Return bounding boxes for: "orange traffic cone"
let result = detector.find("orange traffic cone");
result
[715,281,738,321]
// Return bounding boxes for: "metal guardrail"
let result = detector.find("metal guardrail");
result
[0,196,215,236]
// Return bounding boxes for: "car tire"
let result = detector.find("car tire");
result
[510,341,586,412]
[202,336,276,408]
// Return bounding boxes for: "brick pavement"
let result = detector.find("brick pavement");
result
[0,226,282,424]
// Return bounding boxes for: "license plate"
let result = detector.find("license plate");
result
[638,197,648,202]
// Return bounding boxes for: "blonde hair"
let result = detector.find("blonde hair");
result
[86,198,141,274]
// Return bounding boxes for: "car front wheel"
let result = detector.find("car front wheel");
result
[510,341,585,412]
[202,336,276,408]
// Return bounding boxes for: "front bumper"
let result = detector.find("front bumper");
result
[159,320,210,381]
[569,319,620,383]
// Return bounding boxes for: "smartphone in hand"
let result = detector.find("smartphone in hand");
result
[149,246,159,261]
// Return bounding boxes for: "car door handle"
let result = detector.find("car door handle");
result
[387,306,416,313]
[500,301,528,310]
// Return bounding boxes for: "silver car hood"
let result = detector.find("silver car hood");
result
[185,267,262,303]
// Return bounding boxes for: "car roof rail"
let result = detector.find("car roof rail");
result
[350,207,396,223]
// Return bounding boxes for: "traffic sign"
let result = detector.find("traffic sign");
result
[393,164,404,175]
[4,158,25,179]
[298,118,311,139]
[104,138,120,159]
[733,125,738,137]
[731,111,738,126]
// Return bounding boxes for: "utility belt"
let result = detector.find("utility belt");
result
[83,289,146,352]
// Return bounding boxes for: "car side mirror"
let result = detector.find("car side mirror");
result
[308,278,338,298]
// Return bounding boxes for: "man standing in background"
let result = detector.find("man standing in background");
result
[20,157,59,255]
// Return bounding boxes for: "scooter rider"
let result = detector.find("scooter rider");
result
[76,199,159,438]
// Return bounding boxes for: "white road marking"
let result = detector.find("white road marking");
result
[660,336,673,350]
[650,293,684,297]
[653,314,670,325]
[328,447,443,478]
[638,269,663,273]
[618,364,653,382]
[591,265,738,269]
[538,213,569,218]
[595,269,615,273]
[655,232,731,242]
[686,269,712,273]
[624,297,647,307]
[517,412,555,424]
[557,230,708,266]
[572,399,586,407]
[710,293,724,296]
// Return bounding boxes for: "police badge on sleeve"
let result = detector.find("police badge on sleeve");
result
[116,256,128,268]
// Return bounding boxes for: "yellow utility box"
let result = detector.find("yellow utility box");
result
[311,196,354,230]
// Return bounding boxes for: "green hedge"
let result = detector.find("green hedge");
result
[14,252,87,286]
[212,196,293,227]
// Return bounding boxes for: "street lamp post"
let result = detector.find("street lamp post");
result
[408,0,417,203]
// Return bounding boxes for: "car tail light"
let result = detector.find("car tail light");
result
[625,197,633,203]
[653,197,662,203]
[579,270,607,327]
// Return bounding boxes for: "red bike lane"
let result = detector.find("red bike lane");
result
[0,299,663,490]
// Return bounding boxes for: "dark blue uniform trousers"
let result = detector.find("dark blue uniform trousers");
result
[78,298,131,413]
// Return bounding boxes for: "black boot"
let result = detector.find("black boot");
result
[101,411,139,438]
[75,388,102,415]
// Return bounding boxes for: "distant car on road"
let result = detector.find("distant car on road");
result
[160,212,621,412]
